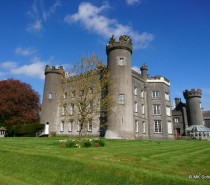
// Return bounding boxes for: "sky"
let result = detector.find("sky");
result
[0,0,210,109]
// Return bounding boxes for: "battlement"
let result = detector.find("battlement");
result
[183,89,202,99]
[140,64,148,70]
[147,75,170,86]
[106,35,133,55]
[45,65,64,75]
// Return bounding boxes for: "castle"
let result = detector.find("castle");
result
[41,35,174,140]
[40,35,209,139]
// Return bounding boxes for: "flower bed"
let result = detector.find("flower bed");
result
[59,138,105,148]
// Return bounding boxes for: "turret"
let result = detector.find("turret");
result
[175,97,181,107]
[140,64,148,79]
[183,89,203,126]
[41,65,64,136]
[105,35,134,139]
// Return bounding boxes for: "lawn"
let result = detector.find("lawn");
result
[0,137,209,185]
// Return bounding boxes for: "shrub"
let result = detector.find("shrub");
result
[66,140,78,148]
[93,138,105,147]
[59,138,105,148]
[81,139,92,147]
[7,124,45,137]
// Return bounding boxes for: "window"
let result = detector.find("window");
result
[70,104,74,115]
[60,121,64,132]
[90,87,93,94]
[153,104,161,115]
[142,121,146,133]
[168,122,172,134]
[77,123,81,132]
[166,106,171,116]
[119,94,125,104]
[134,102,138,112]
[49,92,53,99]
[88,122,92,132]
[119,58,124,66]
[134,87,137,95]
[79,103,83,111]
[90,102,93,112]
[154,120,162,133]
[64,92,67,99]
[152,91,159,98]
[71,91,76,98]
[175,117,179,123]
[69,121,73,132]
[141,90,144,98]
[62,106,66,115]
[142,104,145,114]
[135,120,139,132]
[165,92,169,101]
[81,90,85,96]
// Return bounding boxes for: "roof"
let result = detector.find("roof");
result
[202,110,210,119]
[0,127,6,131]
[186,125,210,132]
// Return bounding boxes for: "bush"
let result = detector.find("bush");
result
[81,139,92,147]
[66,140,78,148]
[7,124,45,137]
[59,138,105,148]
[93,138,105,147]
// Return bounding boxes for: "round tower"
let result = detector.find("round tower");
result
[41,65,63,136]
[140,64,148,79]
[105,35,134,139]
[183,89,203,126]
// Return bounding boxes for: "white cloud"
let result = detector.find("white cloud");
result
[26,0,61,33]
[1,61,17,69]
[131,66,141,74]
[64,2,153,49]
[26,19,42,33]
[42,0,61,21]
[202,88,210,95]
[15,47,37,56]
[10,57,46,80]
[126,0,142,5]
[0,72,6,76]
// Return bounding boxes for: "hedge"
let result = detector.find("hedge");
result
[7,124,45,137]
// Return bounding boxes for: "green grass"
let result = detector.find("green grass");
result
[0,138,209,185]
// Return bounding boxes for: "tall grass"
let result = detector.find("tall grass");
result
[0,137,209,185]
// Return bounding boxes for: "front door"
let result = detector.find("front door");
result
[176,128,180,136]
[45,122,49,135]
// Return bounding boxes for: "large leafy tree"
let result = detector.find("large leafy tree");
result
[0,79,41,126]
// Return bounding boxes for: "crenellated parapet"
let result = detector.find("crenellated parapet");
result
[147,75,170,86]
[183,89,202,99]
[45,65,64,75]
[140,64,148,70]
[106,35,133,55]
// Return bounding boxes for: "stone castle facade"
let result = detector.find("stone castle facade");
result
[41,35,174,139]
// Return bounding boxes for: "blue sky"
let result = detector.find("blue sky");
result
[0,0,210,109]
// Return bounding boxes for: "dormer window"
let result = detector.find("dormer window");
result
[119,58,124,66]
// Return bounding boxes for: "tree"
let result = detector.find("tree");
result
[0,79,41,126]
[58,55,117,140]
